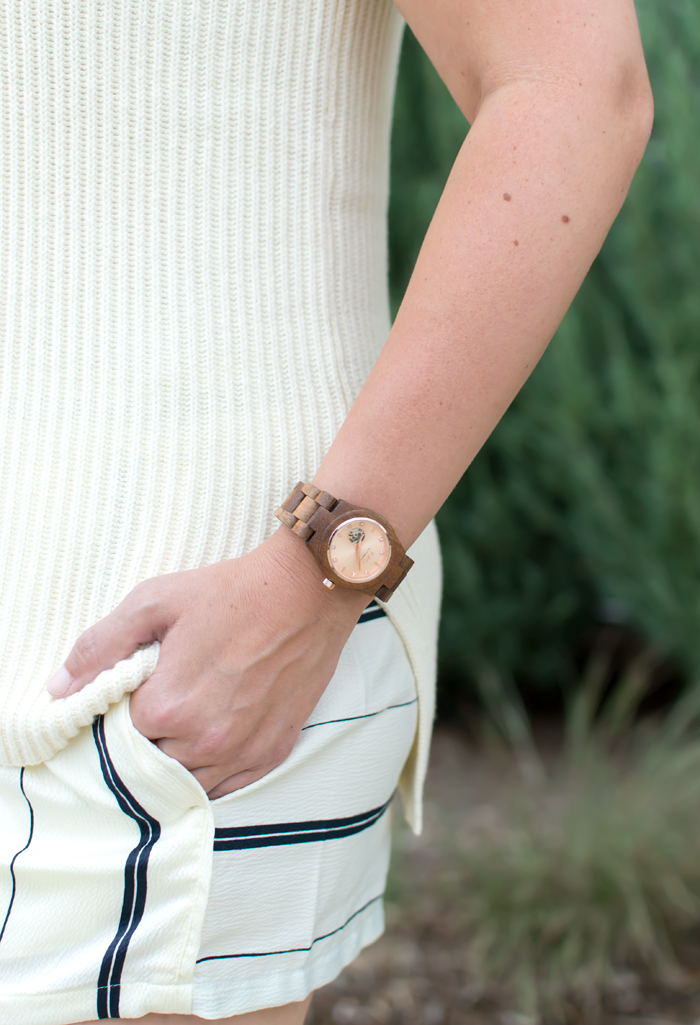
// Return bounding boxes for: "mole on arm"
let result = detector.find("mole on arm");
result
[503,193,512,202]
[561,214,570,223]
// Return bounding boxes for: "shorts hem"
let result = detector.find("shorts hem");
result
[191,900,385,1018]
[0,981,192,1025]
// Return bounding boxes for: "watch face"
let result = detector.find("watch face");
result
[327,517,392,584]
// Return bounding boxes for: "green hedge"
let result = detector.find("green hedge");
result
[389,2,700,697]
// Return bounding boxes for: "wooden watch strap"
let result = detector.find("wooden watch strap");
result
[275,482,341,543]
[374,553,413,601]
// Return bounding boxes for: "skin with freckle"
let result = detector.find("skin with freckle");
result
[562,215,570,222]
[316,0,653,547]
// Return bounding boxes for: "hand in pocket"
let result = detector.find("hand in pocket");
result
[47,530,370,798]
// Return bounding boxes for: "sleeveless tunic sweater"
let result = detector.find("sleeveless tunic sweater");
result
[0,0,441,831]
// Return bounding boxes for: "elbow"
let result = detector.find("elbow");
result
[634,65,655,144]
[608,54,655,178]
[636,84,655,155]
[623,78,654,172]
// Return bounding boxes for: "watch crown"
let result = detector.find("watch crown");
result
[322,578,336,590]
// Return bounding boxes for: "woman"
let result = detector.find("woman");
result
[0,0,652,1022]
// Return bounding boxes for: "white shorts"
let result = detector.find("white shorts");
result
[0,605,418,1024]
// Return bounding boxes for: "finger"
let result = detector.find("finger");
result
[206,769,266,800]
[153,734,270,796]
[184,762,268,798]
[46,581,172,698]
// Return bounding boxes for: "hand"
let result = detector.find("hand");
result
[46,529,370,798]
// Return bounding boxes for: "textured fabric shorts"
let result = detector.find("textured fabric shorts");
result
[0,604,418,1024]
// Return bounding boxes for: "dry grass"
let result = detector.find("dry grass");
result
[449,657,700,1021]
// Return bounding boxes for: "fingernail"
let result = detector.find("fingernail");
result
[46,666,74,698]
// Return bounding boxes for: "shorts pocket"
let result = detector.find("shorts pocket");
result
[102,694,211,813]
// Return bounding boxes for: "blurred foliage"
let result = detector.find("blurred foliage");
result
[389,3,700,699]
[458,658,700,1021]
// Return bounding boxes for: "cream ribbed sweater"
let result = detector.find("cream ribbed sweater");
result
[0,0,441,830]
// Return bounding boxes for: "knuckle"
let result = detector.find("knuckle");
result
[193,724,229,762]
[144,700,182,737]
[127,578,163,615]
[128,579,150,601]
[69,629,102,674]
[143,707,173,737]
[134,687,182,735]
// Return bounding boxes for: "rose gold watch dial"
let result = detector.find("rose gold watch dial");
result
[327,518,392,584]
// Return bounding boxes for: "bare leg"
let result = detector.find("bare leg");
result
[75,995,312,1025]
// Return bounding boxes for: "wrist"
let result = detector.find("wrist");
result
[263,526,372,618]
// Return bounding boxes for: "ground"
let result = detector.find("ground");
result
[307,724,700,1025]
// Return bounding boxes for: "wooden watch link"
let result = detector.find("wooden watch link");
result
[275,482,413,600]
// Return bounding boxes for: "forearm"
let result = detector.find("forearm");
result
[312,77,651,549]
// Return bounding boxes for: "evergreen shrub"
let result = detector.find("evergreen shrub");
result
[389,2,700,698]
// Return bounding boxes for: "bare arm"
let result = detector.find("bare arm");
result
[49,0,653,798]
[313,0,653,547]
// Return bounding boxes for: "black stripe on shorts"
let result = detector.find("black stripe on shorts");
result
[301,696,417,732]
[93,716,162,1020]
[196,891,384,963]
[0,768,34,950]
[213,794,393,852]
[357,601,386,625]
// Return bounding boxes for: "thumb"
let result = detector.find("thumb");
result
[46,580,172,699]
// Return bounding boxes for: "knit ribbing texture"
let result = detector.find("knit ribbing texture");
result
[0,0,440,830]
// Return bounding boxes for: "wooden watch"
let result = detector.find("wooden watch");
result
[275,482,413,601]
